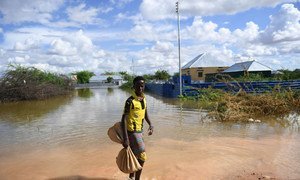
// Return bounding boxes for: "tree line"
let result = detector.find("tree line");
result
[73,70,172,84]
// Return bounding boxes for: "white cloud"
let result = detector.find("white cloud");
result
[241,4,300,56]
[125,16,177,43]
[151,41,175,53]
[2,27,66,49]
[93,50,106,58]
[183,17,259,46]
[184,17,221,42]
[0,49,5,56]
[260,4,300,43]
[127,20,158,42]
[48,30,94,56]
[244,44,278,56]
[13,38,40,51]
[8,55,30,64]
[140,0,297,20]
[233,22,260,42]
[65,30,94,54]
[66,3,100,24]
[109,0,134,8]
[50,39,77,56]
[0,0,63,24]
[256,54,300,70]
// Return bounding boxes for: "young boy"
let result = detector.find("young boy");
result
[121,76,154,180]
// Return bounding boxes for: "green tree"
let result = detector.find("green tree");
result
[173,72,179,77]
[277,69,300,80]
[119,71,135,90]
[154,70,171,80]
[107,76,113,83]
[143,74,155,81]
[103,71,116,75]
[73,71,95,84]
[119,71,134,82]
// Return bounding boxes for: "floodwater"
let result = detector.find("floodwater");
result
[0,88,300,180]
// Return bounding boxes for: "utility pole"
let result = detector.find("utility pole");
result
[176,1,182,96]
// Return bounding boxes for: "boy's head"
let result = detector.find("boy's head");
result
[133,76,145,96]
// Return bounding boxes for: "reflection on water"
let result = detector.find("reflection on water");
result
[0,88,299,179]
[0,94,73,123]
[107,87,114,94]
[77,88,94,98]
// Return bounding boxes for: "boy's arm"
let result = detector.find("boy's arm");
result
[145,109,154,135]
[121,114,129,148]
[121,98,131,148]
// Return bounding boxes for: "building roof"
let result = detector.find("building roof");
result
[223,60,272,73]
[90,75,122,82]
[182,53,229,69]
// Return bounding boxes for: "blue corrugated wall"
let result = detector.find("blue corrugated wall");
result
[146,79,300,98]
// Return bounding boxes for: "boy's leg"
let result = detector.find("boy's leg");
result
[135,159,144,180]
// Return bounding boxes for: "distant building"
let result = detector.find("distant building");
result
[222,60,272,77]
[90,75,123,85]
[181,53,229,82]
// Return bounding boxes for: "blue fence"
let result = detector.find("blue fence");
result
[146,80,300,98]
[189,80,300,93]
[145,83,180,98]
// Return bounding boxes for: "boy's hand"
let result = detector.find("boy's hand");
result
[148,126,154,136]
[122,139,129,148]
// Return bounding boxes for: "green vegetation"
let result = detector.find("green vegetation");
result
[214,69,300,82]
[119,71,134,90]
[144,70,171,81]
[154,70,171,80]
[77,88,94,98]
[0,64,74,103]
[237,70,300,81]
[73,70,95,84]
[180,88,225,110]
[276,69,300,80]
[107,76,113,83]
[119,70,171,90]
[235,73,272,82]
[103,71,116,75]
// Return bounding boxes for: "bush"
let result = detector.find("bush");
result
[210,89,300,121]
[0,64,74,102]
[179,87,300,122]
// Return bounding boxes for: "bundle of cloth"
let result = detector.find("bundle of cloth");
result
[107,122,142,173]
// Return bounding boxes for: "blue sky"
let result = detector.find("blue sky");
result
[0,0,299,75]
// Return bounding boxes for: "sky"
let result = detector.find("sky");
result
[0,0,300,76]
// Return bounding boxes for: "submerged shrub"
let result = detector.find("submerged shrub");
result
[0,64,74,102]
[180,87,300,122]
[211,89,300,121]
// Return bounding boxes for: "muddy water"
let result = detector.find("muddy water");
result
[0,88,299,180]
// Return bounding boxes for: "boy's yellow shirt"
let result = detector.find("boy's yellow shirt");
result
[126,93,146,132]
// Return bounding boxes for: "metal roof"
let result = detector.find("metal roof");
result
[223,60,272,73]
[182,53,230,69]
[90,75,122,82]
